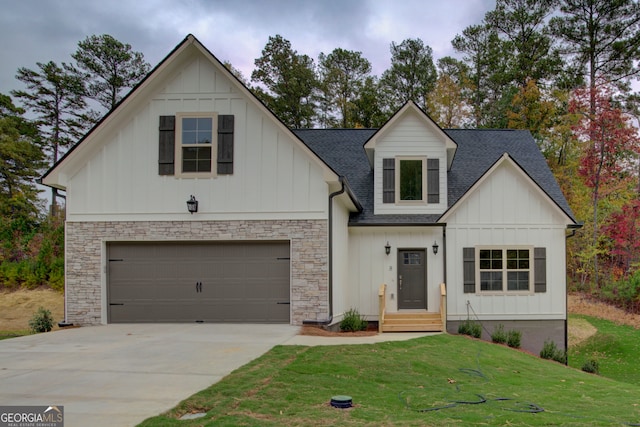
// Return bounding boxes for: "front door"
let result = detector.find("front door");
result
[398,249,427,309]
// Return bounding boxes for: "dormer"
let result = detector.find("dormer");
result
[364,102,457,215]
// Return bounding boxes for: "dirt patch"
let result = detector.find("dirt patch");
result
[568,317,597,347]
[0,288,65,331]
[568,293,640,328]
[299,325,378,337]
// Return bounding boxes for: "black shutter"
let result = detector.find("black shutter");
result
[534,247,546,293]
[217,115,234,174]
[158,116,175,175]
[463,247,475,293]
[427,158,439,204]
[383,158,395,203]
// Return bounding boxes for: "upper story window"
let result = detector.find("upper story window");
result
[383,156,439,204]
[158,114,234,177]
[398,158,425,201]
[176,113,217,177]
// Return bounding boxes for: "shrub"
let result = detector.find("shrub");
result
[491,324,507,344]
[582,358,600,374]
[340,308,367,332]
[29,307,53,333]
[458,320,481,338]
[598,270,640,312]
[507,329,522,348]
[540,339,567,364]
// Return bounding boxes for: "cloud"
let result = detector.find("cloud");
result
[1,0,494,97]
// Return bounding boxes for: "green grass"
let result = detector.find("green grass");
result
[138,334,640,426]
[569,314,640,385]
[0,330,29,340]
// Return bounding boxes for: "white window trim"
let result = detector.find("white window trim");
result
[174,112,218,178]
[395,156,427,205]
[475,245,534,295]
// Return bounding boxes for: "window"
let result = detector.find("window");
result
[383,157,438,204]
[403,252,422,265]
[175,113,217,177]
[395,157,427,203]
[478,247,532,293]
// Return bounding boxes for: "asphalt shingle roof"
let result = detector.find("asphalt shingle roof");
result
[293,128,576,225]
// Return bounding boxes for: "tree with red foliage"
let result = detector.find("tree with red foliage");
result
[569,81,640,285]
[602,200,640,277]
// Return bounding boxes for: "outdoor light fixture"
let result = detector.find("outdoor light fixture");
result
[385,241,391,256]
[186,195,198,214]
[432,241,439,255]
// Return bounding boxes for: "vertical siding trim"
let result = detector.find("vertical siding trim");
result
[158,116,175,175]
[383,158,395,203]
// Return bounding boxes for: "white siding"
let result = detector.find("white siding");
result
[374,111,447,214]
[445,160,568,320]
[348,227,445,318]
[332,197,352,321]
[65,53,328,221]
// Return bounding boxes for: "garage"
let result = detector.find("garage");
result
[107,241,291,323]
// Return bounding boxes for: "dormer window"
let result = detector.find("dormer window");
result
[383,157,439,204]
[398,157,426,202]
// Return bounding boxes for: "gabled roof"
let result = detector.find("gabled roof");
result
[295,128,577,226]
[363,101,457,170]
[41,34,343,191]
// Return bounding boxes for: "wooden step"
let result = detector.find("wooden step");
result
[381,312,443,333]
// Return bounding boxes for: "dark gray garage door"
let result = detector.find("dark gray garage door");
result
[107,241,290,323]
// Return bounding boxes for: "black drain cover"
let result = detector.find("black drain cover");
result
[330,395,353,408]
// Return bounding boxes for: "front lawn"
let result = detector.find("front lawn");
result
[569,314,640,385]
[139,333,640,426]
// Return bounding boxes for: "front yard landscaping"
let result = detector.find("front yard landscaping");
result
[139,333,640,426]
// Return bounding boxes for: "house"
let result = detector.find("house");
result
[41,35,579,354]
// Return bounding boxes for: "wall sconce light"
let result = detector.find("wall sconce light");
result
[186,195,198,214]
[432,241,439,255]
[385,241,391,256]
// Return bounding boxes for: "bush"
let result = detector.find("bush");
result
[598,270,640,312]
[491,324,507,344]
[458,320,481,338]
[340,308,367,332]
[507,329,522,348]
[582,358,600,374]
[29,306,53,333]
[540,339,567,364]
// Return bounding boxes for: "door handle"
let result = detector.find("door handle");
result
[195,282,202,293]
[399,275,403,290]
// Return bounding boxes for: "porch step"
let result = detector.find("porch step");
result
[381,312,443,332]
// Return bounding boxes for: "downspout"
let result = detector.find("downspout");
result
[303,177,347,326]
[564,222,583,363]
[442,225,447,288]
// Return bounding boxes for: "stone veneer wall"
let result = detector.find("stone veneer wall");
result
[65,220,328,325]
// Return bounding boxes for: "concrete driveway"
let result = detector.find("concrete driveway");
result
[0,323,298,427]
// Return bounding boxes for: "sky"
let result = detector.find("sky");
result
[1,0,496,98]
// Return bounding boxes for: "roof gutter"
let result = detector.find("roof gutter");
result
[303,176,350,326]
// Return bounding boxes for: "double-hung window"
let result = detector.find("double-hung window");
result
[175,113,217,177]
[478,247,532,293]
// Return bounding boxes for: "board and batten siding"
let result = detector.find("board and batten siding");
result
[331,196,353,322]
[65,53,328,221]
[347,227,445,317]
[374,111,447,215]
[445,160,569,320]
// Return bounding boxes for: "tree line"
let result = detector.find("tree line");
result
[2,0,640,308]
[1,35,151,290]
